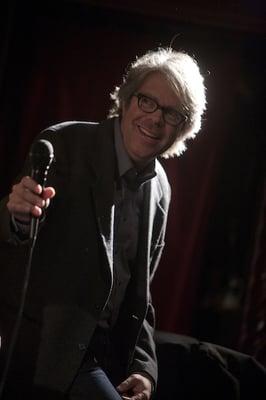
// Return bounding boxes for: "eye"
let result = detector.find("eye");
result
[165,108,178,118]
[164,108,185,126]
[141,95,156,109]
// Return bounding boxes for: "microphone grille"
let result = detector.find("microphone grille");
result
[30,139,54,169]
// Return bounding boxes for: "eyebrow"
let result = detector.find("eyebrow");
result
[140,91,180,112]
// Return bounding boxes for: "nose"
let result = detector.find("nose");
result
[151,107,164,126]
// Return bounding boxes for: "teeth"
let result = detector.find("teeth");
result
[139,126,158,139]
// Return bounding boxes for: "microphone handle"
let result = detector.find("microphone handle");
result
[29,167,47,242]
[29,217,40,242]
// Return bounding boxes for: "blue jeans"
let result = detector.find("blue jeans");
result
[67,326,123,400]
[68,362,123,400]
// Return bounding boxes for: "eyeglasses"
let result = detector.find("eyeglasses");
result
[133,93,187,127]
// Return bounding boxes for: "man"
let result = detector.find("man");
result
[0,48,206,399]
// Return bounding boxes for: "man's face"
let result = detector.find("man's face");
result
[120,71,182,168]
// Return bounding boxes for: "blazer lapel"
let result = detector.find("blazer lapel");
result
[90,119,117,274]
[135,167,163,299]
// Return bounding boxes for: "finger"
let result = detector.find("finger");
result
[131,393,148,400]
[42,187,56,200]
[9,201,42,219]
[10,179,43,207]
[117,377,135,393]
[7,178,54,221]
[11,186,46,209]
[23,189,45,208]
[21,176,42,194]
[8,184,43,211]
[29,204,43,217]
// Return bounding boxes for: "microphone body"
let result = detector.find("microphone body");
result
[0,139,54,397]
[29,139,54,242]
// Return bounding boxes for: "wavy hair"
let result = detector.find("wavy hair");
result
[108,47,207,157]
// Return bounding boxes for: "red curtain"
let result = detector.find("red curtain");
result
[0,1,265,360]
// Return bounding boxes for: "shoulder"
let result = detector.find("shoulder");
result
[41,119,115,136]
[31,119,115,173]
[37,119,114,153]
[41,120,99,137]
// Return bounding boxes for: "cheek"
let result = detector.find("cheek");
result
[165,128,178,144]
[122,105,139,127]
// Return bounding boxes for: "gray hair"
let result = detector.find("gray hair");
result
[108,47,207,157]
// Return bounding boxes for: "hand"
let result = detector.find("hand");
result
[7,176,56,223]
[117,373,152,400]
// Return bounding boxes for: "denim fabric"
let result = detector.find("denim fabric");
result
[68,364,122,400]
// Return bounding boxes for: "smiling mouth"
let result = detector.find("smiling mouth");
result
[138,125,160,141]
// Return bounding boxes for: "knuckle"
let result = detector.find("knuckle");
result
[21,176,28,185]
[12,183,21,195]
[6,201,12,212]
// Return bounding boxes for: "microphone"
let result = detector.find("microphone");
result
[29,139,54,242]
[0,139,54,397]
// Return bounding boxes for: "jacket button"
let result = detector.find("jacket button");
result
[78,343,86,351]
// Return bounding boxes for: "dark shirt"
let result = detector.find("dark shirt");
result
[98,118,156,329]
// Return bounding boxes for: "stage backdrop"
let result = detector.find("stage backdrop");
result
[0,0,265,364]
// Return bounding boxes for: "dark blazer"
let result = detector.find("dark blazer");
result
[0,118,171,394]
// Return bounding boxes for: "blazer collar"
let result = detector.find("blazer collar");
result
[90,119,117,271]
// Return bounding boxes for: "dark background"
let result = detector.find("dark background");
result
[0,0,265,365]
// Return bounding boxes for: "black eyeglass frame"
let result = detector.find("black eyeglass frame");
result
[133,92,187,127]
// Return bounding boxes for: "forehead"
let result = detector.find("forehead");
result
[137,71,180,108]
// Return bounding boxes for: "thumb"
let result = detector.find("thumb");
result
[42,186,56,200]
[117,377,134,393]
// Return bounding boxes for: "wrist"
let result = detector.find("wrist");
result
[14,217,30,225]
[135,371,155,395]
[11,214,30,232]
